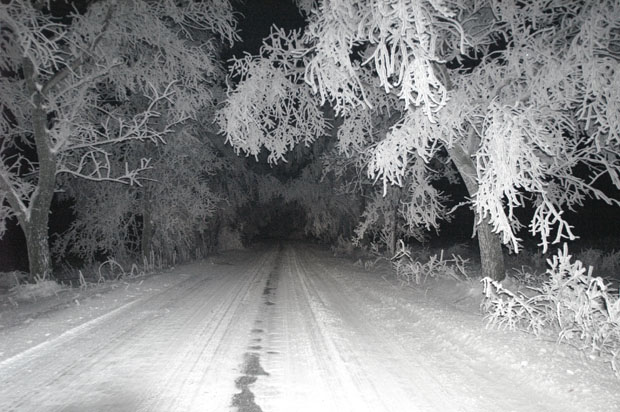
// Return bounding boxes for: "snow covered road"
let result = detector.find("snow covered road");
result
[0,242,618,411]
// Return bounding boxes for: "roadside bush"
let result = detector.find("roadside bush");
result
[505,247,547,285]
[505,247,620,286]
[0,271,29,289]
[576,248,620,280]
[392,240,470,285]
[217,225,244,251]
[54,252,160,290]
[482,244,620,375]
[331,235,356,256]
[10,278,63,301]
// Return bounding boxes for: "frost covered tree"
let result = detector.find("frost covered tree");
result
[0,0,237,279]
[356,0,620,280]
[217,35,362,243]
[325,71,453,255]
[220,0,620,281]
[217,27,327,164]
[283,157,361,243]
[54,125,224,265]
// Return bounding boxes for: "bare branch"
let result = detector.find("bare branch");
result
[57,152,153,186]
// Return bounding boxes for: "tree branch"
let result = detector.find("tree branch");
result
[0,167,29,225]
[58,152,153,187]
[41,2,116,96]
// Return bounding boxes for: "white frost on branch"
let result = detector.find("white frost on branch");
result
[218,0,620,255]
[0,0,238,241]
[217,28,327,164]
[474,103,567,250]
[303,0,460,118]
[367,108,440,193]
[364,0,620,252]
[293,0,319,16]
[302,1,369,114]
[54,127,224,263]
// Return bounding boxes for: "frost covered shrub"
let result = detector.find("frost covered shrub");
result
[392,240,470,285]
[441,242,471,260]
[576,248,620,279]
[331,235,356,256]
[482,244,620,374]
[0,271,29,289]
[505,247,548,284]
[600,250,620,277]
[217,226,244,251]
[11,279,62,301]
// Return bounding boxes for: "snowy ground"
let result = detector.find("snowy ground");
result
[0,242,618,411]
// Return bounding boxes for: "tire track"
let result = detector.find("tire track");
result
[2,242,600,412]
[0,248,277,412]
[250,243,580,412]
[289,245,459,411]
[0,272,212,411]
[293,244,583,412]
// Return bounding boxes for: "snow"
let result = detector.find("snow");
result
[0,242,618,411]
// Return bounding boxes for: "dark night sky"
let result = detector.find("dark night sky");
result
[43,0,305,57]
[225,0,305,59]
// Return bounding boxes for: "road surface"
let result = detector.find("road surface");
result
[0,242,618,411]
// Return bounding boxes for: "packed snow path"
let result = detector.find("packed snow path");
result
[0,243,618,411]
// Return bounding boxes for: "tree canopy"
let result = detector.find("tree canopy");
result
[218,0,620,279]
[0,0,238,277]
[1,0,619,282]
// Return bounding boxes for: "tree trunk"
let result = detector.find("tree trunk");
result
[23,214,52,281]
[141,186,154,260]
[431,63,505,281]
[476,214,506,281]
[20,59,57,281]
[447,145,506,281]
[387,187,401,256]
